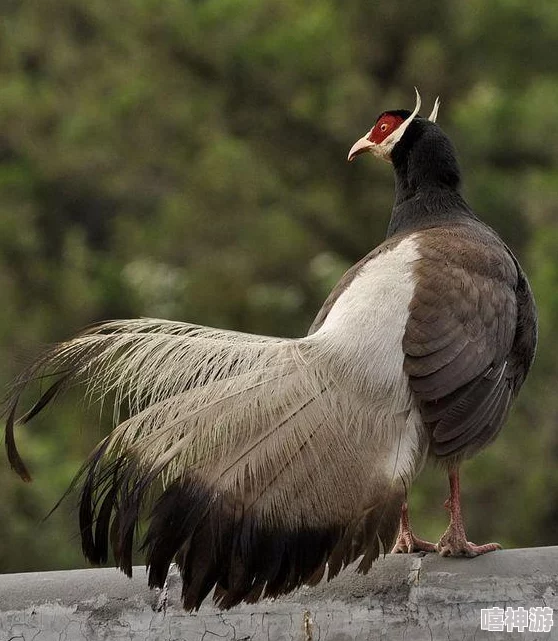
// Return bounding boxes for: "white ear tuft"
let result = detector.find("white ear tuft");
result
[383,88,421,146]
[428,97,441,123]
[412,87,422,120]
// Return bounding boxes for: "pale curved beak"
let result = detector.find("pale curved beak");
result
[347,136,375,162]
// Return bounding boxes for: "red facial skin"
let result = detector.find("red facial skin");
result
[368,114,405,144]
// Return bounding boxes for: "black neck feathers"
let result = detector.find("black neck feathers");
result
[387,118,475,238]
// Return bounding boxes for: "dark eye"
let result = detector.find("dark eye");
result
[380,123,389,132]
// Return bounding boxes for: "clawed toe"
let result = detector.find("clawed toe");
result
[437,539,502,557]
[391,532,437,554]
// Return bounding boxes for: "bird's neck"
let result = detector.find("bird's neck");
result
[386,125,476,238]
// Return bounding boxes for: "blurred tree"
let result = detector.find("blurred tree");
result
[0,0,557,572]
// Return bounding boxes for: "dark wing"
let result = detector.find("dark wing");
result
[404,226,522,458]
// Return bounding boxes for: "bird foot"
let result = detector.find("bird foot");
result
[436,526,501,557]
[436,469,502,557]
[391,529,437,554]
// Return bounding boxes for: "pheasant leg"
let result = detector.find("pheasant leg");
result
[391,501,437,554]
[437,467,502,557]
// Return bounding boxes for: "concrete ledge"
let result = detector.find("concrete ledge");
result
[1,547,558,640]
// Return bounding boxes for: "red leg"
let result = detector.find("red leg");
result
[391,501,437,554]
[436,466,502,557]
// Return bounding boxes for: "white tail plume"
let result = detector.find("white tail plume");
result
[6,317,413,608]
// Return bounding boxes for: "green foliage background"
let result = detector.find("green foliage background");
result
[1,0,558,572]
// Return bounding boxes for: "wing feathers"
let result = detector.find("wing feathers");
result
[433,364,507,443]
[403,319,462,357]
[404,331,470,377]
[405,229,520,458]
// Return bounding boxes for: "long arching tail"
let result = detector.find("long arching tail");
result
[5,318,408,609]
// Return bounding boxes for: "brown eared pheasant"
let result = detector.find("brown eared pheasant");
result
[5,89,537,610]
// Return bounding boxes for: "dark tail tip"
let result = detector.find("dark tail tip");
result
[4,375,70,483]
[5,400,32,482]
